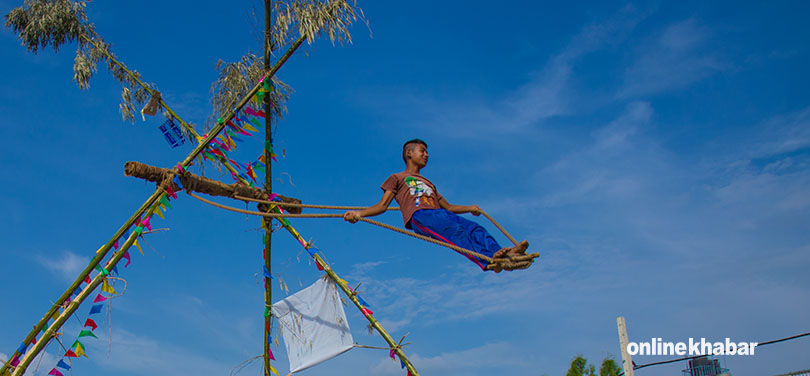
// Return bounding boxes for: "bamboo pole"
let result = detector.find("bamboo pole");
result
[313,253,420,376]
[5,36,307,376]
[263,1,274,375]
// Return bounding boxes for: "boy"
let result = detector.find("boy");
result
[343,139,529,272]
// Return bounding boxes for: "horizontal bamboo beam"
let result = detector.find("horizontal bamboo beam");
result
[124,161,302,214]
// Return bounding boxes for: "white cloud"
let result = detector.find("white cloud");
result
[85,328,231,376]
[36,251,89,282]
[619,18,726,98]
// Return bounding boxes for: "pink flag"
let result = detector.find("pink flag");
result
[123,250,131,267]
[140,216,152,231]
[93,294,107,303]
[389,349,396,359]
[268,348,276,360]
[167,184,177,199]
[48,368,64,376]
[113,240,119,250]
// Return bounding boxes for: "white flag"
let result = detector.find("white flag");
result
[272,276,354,374]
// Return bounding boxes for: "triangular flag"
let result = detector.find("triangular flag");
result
[140,216,152,231]
[134,238,143,255]
[268,348,276,361]
[389,349,396,359]
[111,264,119,276]
[84,275,91,284]
[9,354,20,366]
[154,205,164,219]
[89,304,103,315]
[264,306,270,318]
[101,280,117,295]
[133,225,144,236]
[31,337,37,345]
[269,365,279,376]
[48,368,64,376]
[93,293,107,303]
[78,330,97,339]
[123,250,131,267]
[57,359,71,370]
[96,245,104,255]
[160,195,171,209]
[64,349,78,358]
[73,343,87,358]
[113,240,119,250]
[84,318,98,331]
[263,265,272,279]
[361,307,373,317]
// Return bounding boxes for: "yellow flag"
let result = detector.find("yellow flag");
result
[242,122,259,132]
[269,365,279,376]
[74,343,87,358]
[154,205,165,219]
[96,245,104,254]
[160,202,166,211]
[134,239,144,255]
[101,280,118,295]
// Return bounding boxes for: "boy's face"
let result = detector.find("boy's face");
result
[407,144,429,167]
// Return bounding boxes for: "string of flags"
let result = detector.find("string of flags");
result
[6,191,179,376]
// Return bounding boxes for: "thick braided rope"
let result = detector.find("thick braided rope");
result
[191,192,494,263]
[234,195,518,246]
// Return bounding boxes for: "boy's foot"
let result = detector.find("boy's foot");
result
[493,247,511,259]
[505,240,530,259]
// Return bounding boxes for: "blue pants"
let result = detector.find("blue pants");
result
[410,209,502,271]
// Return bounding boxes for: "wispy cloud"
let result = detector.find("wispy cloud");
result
[85,328,231,376]
[36,251,89,282]
[619,18,726,98]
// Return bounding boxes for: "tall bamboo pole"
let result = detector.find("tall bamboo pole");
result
[4,38,306,376]
[263,1,274,375]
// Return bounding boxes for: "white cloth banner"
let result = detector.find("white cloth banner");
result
[272,276,354,374]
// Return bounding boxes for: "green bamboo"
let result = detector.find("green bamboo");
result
[263,1,274,375]
[6,36,307,376]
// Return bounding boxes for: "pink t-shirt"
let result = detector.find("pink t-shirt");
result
[381,172,444,228]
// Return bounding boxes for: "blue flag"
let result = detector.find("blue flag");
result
[89,304,103,315]
[57,359,71,370]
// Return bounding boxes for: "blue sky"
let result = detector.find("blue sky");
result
[2,1,810,375]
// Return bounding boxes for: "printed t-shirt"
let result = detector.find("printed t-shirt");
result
[380,172,444,228]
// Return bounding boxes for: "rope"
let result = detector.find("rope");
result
[235,195,401,211]
[190,192,495,263]
[234,195,518,246]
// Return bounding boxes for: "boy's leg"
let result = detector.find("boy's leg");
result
[410,209,503,270]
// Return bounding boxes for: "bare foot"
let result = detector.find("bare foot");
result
[506,240,529,258]
[493,247,511,259]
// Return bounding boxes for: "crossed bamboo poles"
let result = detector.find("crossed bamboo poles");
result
[2,32,420,376]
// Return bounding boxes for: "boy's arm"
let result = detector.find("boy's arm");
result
[438,197,481,216]
[344,190,395,223]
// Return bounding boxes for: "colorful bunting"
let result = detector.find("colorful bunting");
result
[93,293,107,303]
[263,265,272,279]
[64,349,78,358]
[73,342,87,358]
[89,304,103,315]
[57,359,71,370]
[78,330,97,339]
[84,318,98,331]
[134,238,143,255]
[101,280,117,295]
[47,368,64,376]
[267,348,276,361]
